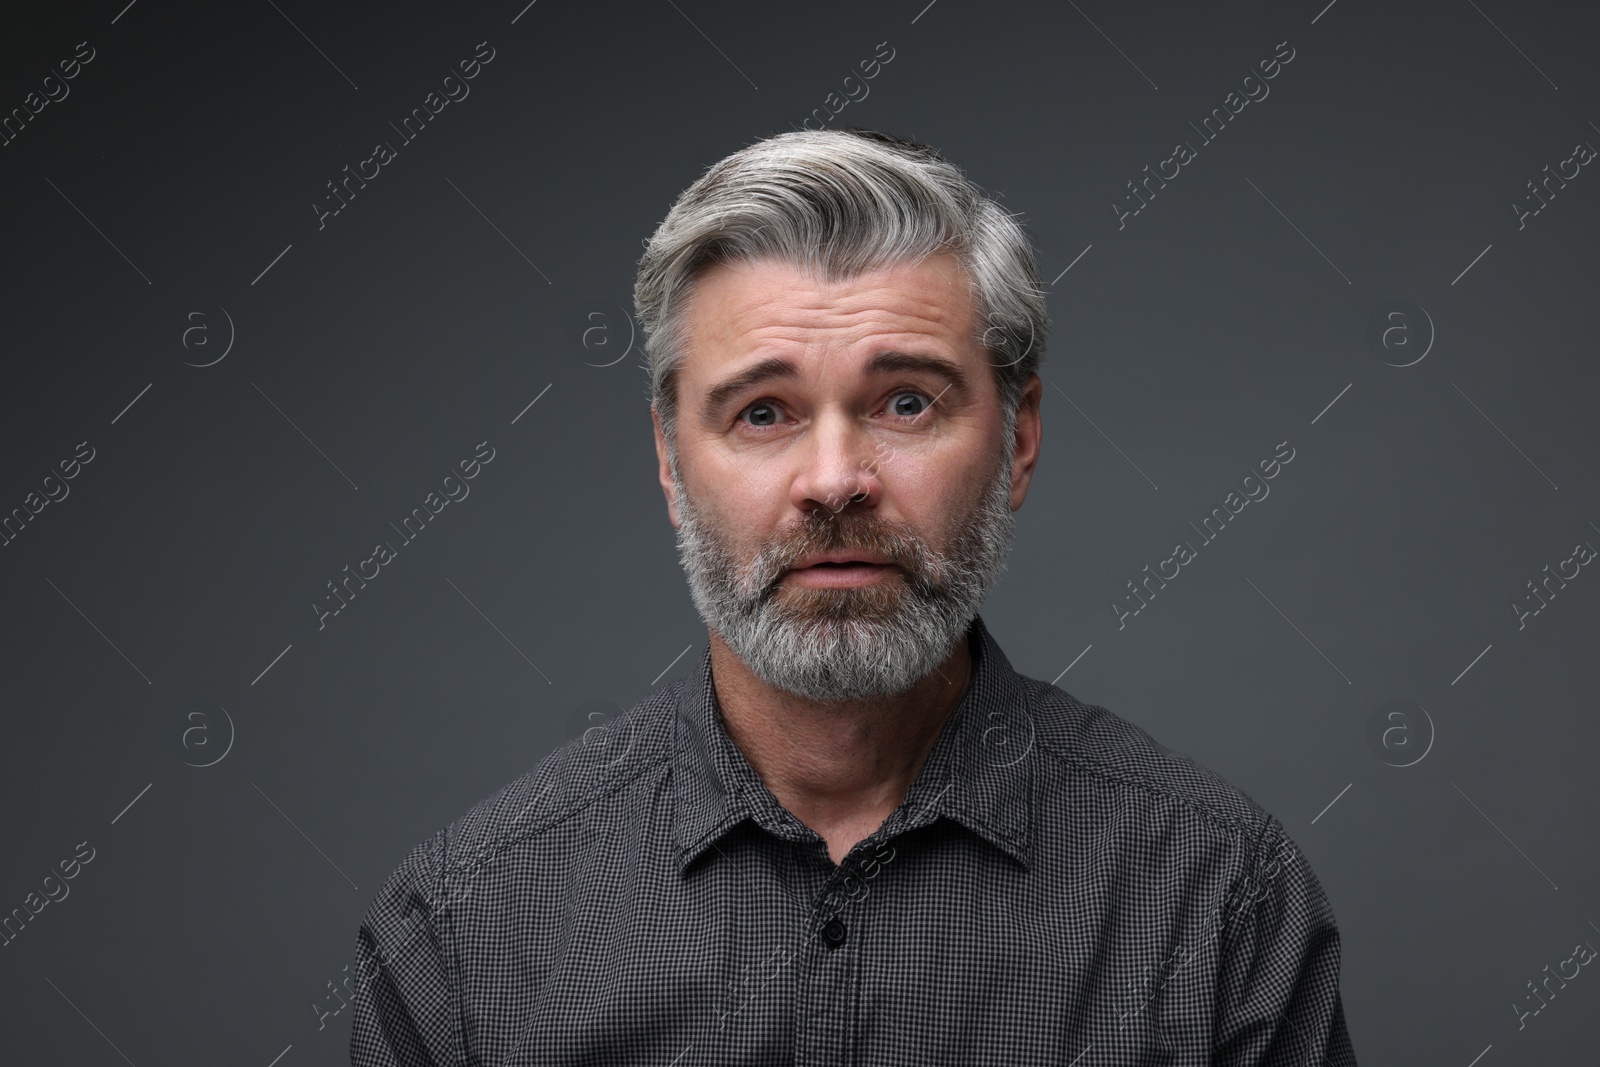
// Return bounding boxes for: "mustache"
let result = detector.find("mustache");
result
[754,510,927,594]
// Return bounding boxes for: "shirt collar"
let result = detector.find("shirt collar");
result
[670,613,1033,874]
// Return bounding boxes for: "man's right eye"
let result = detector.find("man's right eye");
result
[737,400,784,428]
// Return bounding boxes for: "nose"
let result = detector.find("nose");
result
[790,408,883,518]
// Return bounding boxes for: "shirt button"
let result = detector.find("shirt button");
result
[821,918,847,950]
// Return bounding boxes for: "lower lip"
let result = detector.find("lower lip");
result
[786,564,897,588]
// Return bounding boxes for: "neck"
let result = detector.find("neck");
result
[708,623,975,857]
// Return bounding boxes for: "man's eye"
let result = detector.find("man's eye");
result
[735,391,934,430]
[887,391,933,419]
[737,401,782,428]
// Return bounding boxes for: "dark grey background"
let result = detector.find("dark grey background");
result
[2,0,1596,1062]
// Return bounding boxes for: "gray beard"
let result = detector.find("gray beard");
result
[669,434,1017,703]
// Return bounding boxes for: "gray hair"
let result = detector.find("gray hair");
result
[634,128,1048,462]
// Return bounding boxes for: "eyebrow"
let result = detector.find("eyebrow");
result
[698,351,973,425]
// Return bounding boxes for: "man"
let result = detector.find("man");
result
[350,129,1356,1065]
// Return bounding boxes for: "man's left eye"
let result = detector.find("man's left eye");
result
[887,391,932,418]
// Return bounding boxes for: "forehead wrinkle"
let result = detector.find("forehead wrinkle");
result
[720,296,972,366]
[682,257,983,422]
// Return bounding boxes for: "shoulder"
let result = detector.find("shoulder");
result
[1021,676,1277,856]
[380,681,680,907]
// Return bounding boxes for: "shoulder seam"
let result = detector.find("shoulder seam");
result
[1217,812,1288,953]
[439,748,672,887]
[1023,682,1264,845]
[1034,737,1261,843]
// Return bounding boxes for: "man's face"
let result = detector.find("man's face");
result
[652,253,1041,703]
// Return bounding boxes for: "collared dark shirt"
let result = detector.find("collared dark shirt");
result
[350,614,1356,1065]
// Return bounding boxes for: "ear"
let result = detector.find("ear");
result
[1008,373,1043,511]
[651,405,681,529]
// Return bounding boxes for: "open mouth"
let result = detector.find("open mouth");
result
[796,561,895,571]
[785,560,898,587]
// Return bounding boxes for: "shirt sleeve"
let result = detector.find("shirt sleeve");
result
[1211,815,1357,1066]
[349,828,459,1067]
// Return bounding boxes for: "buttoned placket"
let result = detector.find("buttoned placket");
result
[718,775,931,1067]
[671,615,1028,1063]
[782,770,959,1065]
[792,837,862,1065]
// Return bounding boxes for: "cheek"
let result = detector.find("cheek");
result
[884,455,980,533]
[682,473,768,552]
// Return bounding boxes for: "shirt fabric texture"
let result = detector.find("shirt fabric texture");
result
[350,613,1357,1065]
